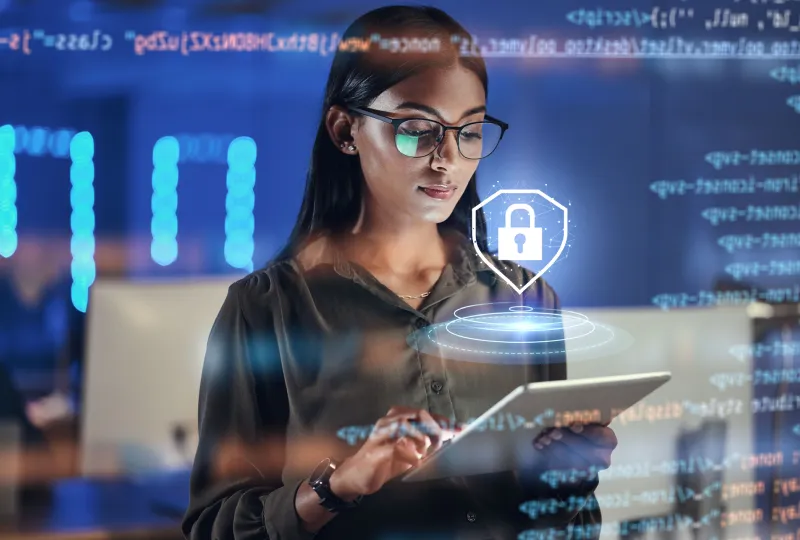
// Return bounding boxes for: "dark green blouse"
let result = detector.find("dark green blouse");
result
[182,236,601,540]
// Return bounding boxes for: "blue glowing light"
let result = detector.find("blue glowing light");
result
[69,131,95,313]
[0,125,17,258]
[224,137,256,272]
[12,125,73,158]
[406,302,633,365]
[151,136,180,266]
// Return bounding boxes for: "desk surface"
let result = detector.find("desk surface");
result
[0,472,189,540]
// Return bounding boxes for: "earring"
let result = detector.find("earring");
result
[347,144,357,152]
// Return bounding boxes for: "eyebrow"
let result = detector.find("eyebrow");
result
[394,101,487,122]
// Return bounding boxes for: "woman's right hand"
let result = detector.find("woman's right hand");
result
[329,406,449,499]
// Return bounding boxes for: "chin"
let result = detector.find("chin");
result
[417,206,457,224]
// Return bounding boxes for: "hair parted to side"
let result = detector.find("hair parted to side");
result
[278,5,490,261]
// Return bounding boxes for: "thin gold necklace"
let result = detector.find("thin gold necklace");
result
[398,291,431,300]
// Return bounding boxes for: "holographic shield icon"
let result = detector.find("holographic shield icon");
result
[472,189,568,295]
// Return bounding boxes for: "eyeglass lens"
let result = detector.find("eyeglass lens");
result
[394,120,502,159]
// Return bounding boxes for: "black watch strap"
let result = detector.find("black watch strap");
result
[308,458,362,512]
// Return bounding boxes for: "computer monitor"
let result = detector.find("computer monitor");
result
[79,277,234,477]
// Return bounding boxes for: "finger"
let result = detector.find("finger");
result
[386,406,417,417]
[533,427,556,444]
[370,419,430,454]
[393,437,424,466]
[373,412,422,436]
[415,410,445,450]
[375,410,420,429]
[533,430,564,454]
[396,419,431,454]
[565,425,618,449]
[371,419,408,440]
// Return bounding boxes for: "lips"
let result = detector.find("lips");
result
[418,184,456,201]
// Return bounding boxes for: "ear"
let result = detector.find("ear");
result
[325,105,358,155]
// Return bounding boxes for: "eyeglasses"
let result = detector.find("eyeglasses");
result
[348,106,508,160]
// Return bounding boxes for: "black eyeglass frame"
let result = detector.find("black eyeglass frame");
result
[347,106,509,160]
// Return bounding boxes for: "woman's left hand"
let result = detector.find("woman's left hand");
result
[532,423,618,472]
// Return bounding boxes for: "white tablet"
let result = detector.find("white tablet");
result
[402,371,671,482]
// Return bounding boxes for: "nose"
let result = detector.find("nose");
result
[430,130,459,170]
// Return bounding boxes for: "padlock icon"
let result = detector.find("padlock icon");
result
[497,204,543,261]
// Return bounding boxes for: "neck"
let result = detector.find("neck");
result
[344,213,447,274]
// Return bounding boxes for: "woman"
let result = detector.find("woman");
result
[183,5,617,540]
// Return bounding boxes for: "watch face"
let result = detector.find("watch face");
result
[310,458,332,483]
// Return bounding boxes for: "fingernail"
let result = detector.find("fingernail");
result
[570,424,584,433]
[551,429,562,440]
[540,436,551,445]
[534,443,544,450]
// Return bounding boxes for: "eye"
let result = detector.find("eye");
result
[460,131,482,140]
[403,129,434,137]
[460,123,485,141]
[397,119,440,139]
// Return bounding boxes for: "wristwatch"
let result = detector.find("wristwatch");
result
[308,458,362,512]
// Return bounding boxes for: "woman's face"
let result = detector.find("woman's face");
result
[350,65,486,226]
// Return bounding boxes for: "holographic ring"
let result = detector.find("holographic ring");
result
[448,312,591,333]
[421,322,617,356]
[443,317,596,344]
[452,303,591,330]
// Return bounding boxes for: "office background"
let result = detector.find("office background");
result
[0,0,798,537]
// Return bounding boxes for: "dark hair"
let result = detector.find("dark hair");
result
[279,5,489,259]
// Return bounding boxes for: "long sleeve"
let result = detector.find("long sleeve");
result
[181,276,316,540]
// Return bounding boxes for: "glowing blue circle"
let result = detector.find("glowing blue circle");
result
[70,210,95,232]
[152,167,179,190]
[0,180,16,203]
[0,230,17,258]
[151,238,178,266]
[0,125,14,148]
[70,185,95,207]
[151,192,178,213]
[70,235,96,257]
[225,191,255,210]
[71,283,89,313]
[0,155,16,177]
[151,214,178,238]
[71,259,96,284]
[226,170,256,190]
[227,137,257,165]
[224,240,254,268]
[153,136,180,164]
[408,304,633,365]
[69,131,94,160]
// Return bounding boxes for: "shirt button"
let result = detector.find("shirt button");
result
[414,318,428,329]
[466,510,477,522]
[431,381,443,393]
